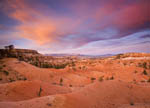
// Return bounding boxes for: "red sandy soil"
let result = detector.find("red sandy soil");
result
[0,81,150,108]
[0,56,150,108]
[0,80,71,101]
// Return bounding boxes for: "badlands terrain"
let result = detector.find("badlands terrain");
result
[0,48,150,108]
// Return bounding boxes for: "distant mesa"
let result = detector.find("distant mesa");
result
[0,45,39,59]
[0,45,68,69]
[4,45,15,50]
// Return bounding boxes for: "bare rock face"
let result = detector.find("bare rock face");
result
[0,49,39,58]
[0,45,71,69]
[0,45,44,68]
[115,53,150,59]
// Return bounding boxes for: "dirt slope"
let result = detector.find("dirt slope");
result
[0,56,150,108]
[0,80,150,108]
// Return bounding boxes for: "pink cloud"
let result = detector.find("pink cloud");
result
[1,0,80,45]
[1,0,149,50]
[113,1,149,31]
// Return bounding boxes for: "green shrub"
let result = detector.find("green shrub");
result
[138,62,147,69]
[24,77,27,80]
[34,61,38,66]
[42,63,50,68]
[60,78,63,86]
[38,86,42,97]
[3,70,9,75]
[143,62,147,69]
[53,64,67,69]
[143,70,147,75]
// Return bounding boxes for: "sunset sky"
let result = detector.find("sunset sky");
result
[0,0,150,55]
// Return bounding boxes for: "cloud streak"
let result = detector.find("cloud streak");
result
[0,0,149,54]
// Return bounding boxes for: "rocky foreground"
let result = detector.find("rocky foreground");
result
[0,51,150,108]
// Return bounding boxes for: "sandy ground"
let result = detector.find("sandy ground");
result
[0,57,150,108]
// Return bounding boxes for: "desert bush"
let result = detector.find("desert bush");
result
[23,77,27,80]
[83,66,86,69]
[141,80,146,83]
[53,64,67,69]
[134,70,138,73]
[41,63,68,69]
[116,54,123,59]
[60,78,63,86]
[72,67,76,71]
[91,77,96,80]
[143,70,147,75]
[110,76,114,80]
[42,63,51,68]
[99,76,103,82]
[9,78,15,82]
[133,79,136,84]
[71,62,75,66]
[138,62,147,69]
[143,62,147,69]
[18,56,24,61]
[34,61,39,66]
[123,63,127,65]
[0,66,3,70]
[18,77,22,80]
[91,77,96,83]
[147,78,150,82]
[130,102,134,106]
[38,86,42,97]
[47,103,52,106]
[3,70,9,75]
[138,63,142,67]
[79,67,81,69]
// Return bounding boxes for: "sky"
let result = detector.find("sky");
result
[0,0,150,55]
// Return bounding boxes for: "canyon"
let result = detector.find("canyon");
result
[0,46,150,108]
